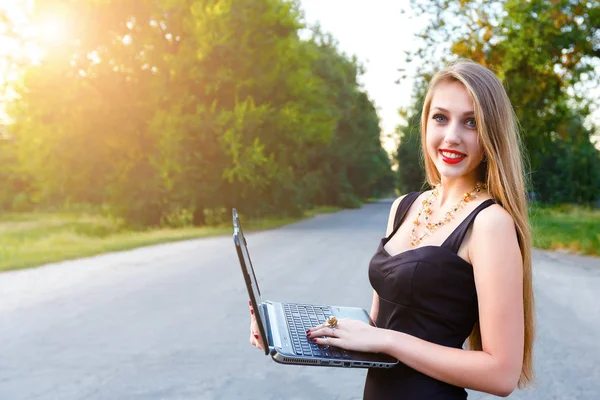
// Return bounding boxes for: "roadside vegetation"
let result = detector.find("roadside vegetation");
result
[1,202,597,273]
[0,1,598,271]
[529,204,600,257]
[0,205,342,273]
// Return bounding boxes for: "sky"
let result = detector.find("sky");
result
[299,0,427,153]
[1,1,597,147]
[1,0,423,143]
[299,0,599,150]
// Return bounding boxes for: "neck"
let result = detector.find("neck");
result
[436,177,480,208]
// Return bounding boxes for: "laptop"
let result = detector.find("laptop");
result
[232,208,398,368]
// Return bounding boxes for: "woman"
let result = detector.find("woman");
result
[249,59,535,398]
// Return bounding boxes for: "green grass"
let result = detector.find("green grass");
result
[1,202,596,272]
[529,203,600,256]
[0,206,342,272]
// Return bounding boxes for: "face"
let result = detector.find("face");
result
[425,81,485,183]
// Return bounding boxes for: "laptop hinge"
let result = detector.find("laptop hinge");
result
[261,302,275,350]
[265,302,282,349]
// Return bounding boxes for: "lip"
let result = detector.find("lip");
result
[439,149,466,165]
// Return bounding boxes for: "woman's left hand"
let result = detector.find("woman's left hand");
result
[306,318,385,354]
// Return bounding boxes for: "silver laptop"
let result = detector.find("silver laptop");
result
[232,208,398,368]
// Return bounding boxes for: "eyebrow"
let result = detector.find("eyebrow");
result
[431,107,475,116]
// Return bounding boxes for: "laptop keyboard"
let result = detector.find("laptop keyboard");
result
[283,303,352,359]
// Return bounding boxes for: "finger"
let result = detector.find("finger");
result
[312,336,342,347]
[310,322,328,331]
[309,318,341,332]
[250,333,264,348]
[306,323,327,335]
[306,327,325,338]
[253,331,263,343]
[249,319,261,343]
[253,334,264,350]
[307,327,339,339]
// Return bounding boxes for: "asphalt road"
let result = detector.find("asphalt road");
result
[0,200,599,400]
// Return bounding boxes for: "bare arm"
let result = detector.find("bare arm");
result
[375,205,524,397]
[369,290,380,322]
[370,195,406,322]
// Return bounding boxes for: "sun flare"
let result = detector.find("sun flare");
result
[39,15,69,44]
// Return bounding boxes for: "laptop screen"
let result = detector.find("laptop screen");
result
[232,208,269,355]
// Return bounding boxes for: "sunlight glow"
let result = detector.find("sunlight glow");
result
[25,43,44,65]
[38,16,69,44]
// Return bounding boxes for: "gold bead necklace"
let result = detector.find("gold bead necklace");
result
[409,182,486,247]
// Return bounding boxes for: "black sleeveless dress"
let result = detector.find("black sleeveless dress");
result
[364,192,497,399]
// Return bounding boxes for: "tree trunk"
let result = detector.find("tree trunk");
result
[193,204,206,226]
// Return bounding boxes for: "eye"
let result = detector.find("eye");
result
[432,114,447,123]
[465,118,477,128]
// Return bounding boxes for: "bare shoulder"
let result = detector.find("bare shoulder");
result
[386,193,417,236]
[469,202,525,389]
[385,195,406,236]
[470,203,521,270]
[385,191,431,236]
[389,194,406,216]
[472,203,517,236]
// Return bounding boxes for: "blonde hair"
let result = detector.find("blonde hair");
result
[420,59,534,387]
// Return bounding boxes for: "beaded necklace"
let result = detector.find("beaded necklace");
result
[409,182,486,247]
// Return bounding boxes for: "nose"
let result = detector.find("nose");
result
[443,122,462,144]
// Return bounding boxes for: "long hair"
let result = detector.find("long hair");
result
[420,59,534,387]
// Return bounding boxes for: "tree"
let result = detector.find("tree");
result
[395,77,428,194]
[401,0,600,203]
[6,0,394,225]
[306,29,393,207]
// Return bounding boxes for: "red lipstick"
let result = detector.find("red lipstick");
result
[439,149,466,165]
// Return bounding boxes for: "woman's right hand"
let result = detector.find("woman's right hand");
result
[248,301,265,351]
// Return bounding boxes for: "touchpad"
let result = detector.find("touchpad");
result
[332,306,371,324]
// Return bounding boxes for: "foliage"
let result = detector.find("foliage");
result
[0,205,342,272]
[307,29,394,208]
[2,0,394,226]
[529,203,600,256]
[395,81,427,194]
[400,0,600,204]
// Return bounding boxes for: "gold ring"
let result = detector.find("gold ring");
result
[326,316,338,329]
